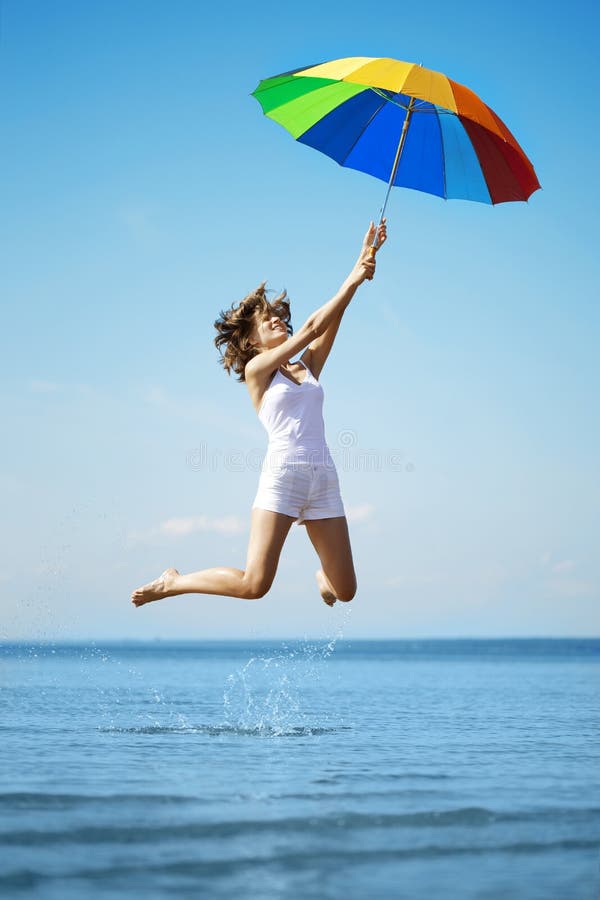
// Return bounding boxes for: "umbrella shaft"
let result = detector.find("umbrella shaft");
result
[373,96,416,248]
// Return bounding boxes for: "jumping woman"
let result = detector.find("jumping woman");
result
[131,219,387,608]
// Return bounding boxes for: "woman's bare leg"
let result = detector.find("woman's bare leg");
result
[304,516,357,604]
[131,508,295,607]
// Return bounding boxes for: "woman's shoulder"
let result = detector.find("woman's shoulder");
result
[245,360,278,415]
[244,356,259,380]
[245,357,277,385]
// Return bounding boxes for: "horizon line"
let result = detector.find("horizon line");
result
[2,635,599,644]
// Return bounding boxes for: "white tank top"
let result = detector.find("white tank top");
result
[257,359,333,468]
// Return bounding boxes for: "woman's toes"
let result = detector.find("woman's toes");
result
[316,569,337,606]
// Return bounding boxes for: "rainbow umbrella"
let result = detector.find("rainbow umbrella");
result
[252,56,540,236]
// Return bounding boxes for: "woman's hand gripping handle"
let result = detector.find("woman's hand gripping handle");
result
[351,219,387,284]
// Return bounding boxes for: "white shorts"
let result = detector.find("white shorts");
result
[252,460,345,527]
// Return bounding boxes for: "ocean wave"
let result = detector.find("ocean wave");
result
[3,806,600,845]
[0,786,448,810]
[0,791,199,810]
[96,722,343,737]
[2,837,599,888]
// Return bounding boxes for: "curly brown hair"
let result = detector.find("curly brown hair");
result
[214,282,293,383]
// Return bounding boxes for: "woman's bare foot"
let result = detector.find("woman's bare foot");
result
[316,568,337,607]
[131,568,180,607]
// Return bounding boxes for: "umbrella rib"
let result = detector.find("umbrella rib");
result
[370,87,408,108]
[434,107,447,199]
[370,87,450,114]
[335,91,390,168]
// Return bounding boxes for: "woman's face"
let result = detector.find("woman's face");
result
[252,313,288,351]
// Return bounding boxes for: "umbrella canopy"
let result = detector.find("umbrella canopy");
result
[252,57,540,206]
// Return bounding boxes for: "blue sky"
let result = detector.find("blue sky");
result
[1,0,598,640]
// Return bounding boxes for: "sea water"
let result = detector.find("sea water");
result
[0,638,598,899]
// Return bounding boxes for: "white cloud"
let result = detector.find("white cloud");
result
[118,205,161,245]
[552,559,576,573]
[385,573,441,588]
[141,383,260,439]
[160,515,246,537]
[544,578,597,599]
[30,379,60,393]
[346,503,375,523]
[540,554,579,574]
[28,379,94,395]
[540,558,598,600]
[127,513,247,545]
[384,561,509,592]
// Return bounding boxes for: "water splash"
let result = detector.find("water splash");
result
[222,607,351,737]
[74,643,192,734]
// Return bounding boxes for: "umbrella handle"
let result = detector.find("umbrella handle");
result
[371,209,385,254]
[367,210,384,273]
[365,231,379,279]
[365,212,383,278]
[367,209,384,269]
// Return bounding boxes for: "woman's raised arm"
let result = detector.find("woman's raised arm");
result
[246,221,386,381]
